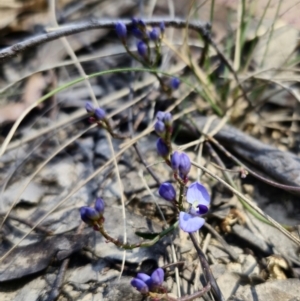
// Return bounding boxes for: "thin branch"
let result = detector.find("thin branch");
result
[0,18,210,62]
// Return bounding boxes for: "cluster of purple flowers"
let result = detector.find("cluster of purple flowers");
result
[131,268,165,294]
[80,197,105,230]
[115,18,165,58]
[85,101,106,122]
[154,110,210,233]
[159,181,210,233]
[116,18,181,92]
[155,111,172,158]
[155,111,190,180]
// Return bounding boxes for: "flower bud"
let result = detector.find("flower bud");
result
[137,40,147,57]
[163,112,172,125]
[131,278,149,294]
[171,151,180,172]
[95,197,105,214]
[154,120,165,135]
[85,101,94,113]
[170,77,180,90]
[156,111,165,121]
[178,152,191,178]
[115,22,127,40]
[158,182,176,201]
[94,108,106,120]
[137,273,151,286]
[156,138,169,157]
[149,28,160,41]
[80,207,100,225]
[151,268,164,286]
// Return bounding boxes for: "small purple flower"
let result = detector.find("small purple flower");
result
[131,278,149,294]
[149,28,160,41]
[179,182,210,233]
[156,138,169,157]
[163,112,172,125]
[170,77,180,90]
[115,21,127,40]
[171,152,191,179]
[80,197,105,226]
[154,120,165,135]
[150,268,164,286]
[137,40,148,57]
[171,151,180,172]
[131,268,164,294]
[178,152,191,179]
[156,111,165,121]
[95,197,105,214]
[136,273,152,286]
[80,207,100,225]
[85,101,94,113]
[94,108,106,120]
[159,182,176,202]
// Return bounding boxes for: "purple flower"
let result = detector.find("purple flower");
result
[85,101,94,113]
[163,112,172,125]
[178,152,191,179]
[170,77,180,90]
[131,268,164,294]
[171,151,180,171]
[137,40,147,57]
[156,111,165,121]
[150,268,164,286]
[115,21,127,40]
[171,151,191,179]
[154,120,165,135]
[137,273,152,286]
[156,138,169,157]
[95,197,105,214]
[94,108,106,120]
[155,111,172,126]
[179,182,210,233]
[131,278,149,294]
[159,182,176,201]
[149,28,160,41]
[80,207,100,225]
[80,197,105,226]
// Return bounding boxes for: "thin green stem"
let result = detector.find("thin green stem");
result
[97,221,179,250]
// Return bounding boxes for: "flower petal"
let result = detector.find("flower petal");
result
[156,138,169,157]
[179,212,205,233]
[131,278,149,294]
[197,204,208,215]
[186,182,210,206]
[95,197,105,214]
[158,182,176,201]
[151,268,164,286]
[171,151,180,172]
[137,273,151,286]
